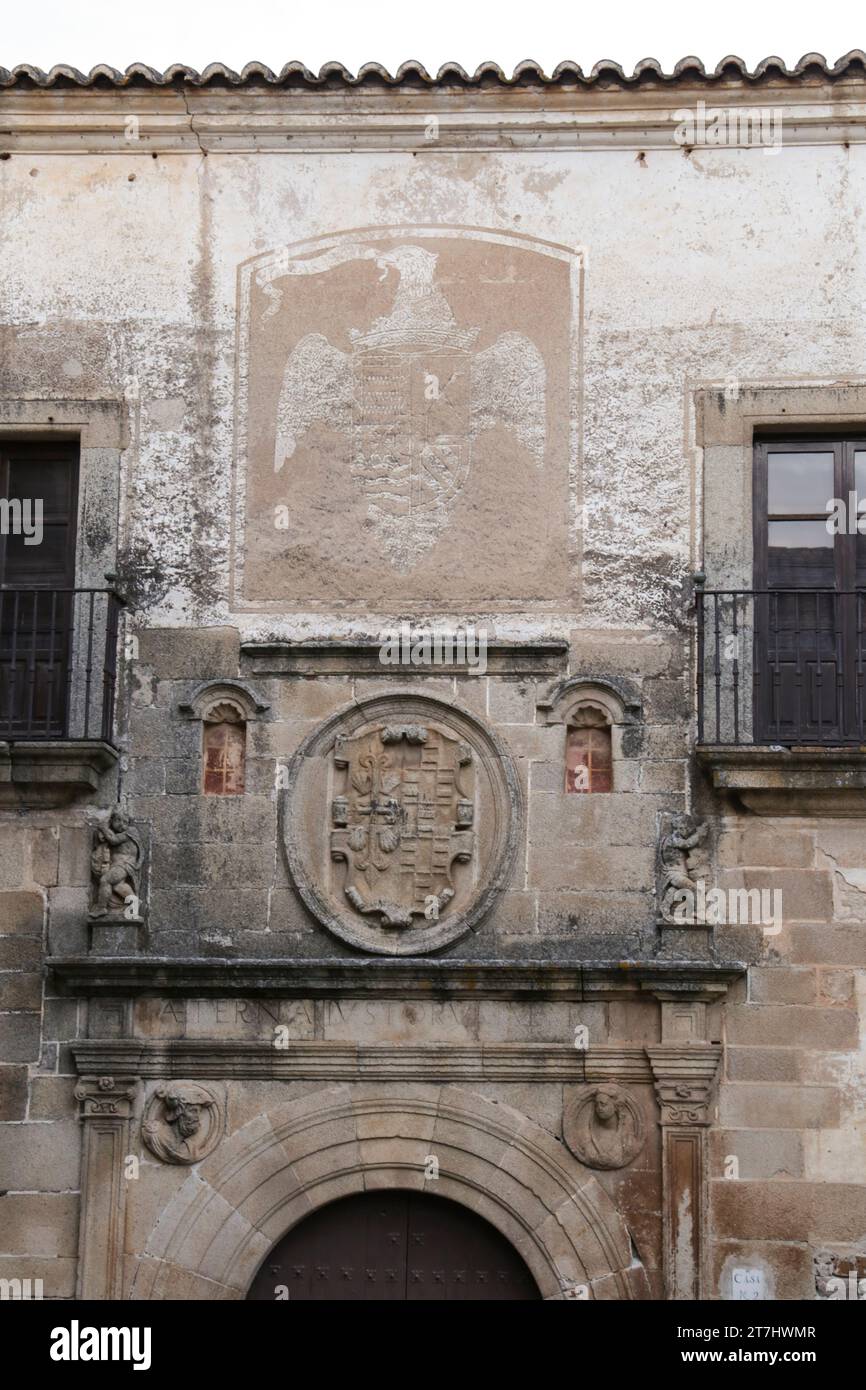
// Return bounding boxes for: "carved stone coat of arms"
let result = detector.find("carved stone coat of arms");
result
[281,695,521,956]
[330,723,474,930]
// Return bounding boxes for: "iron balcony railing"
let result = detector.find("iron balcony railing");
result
[696,586,866,747]
[0,587,123,743]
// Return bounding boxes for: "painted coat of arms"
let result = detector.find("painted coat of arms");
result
[330,723,475,930]
[258,238,546,572]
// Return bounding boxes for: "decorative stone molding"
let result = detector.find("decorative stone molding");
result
[563,1084,646,1170]
[75,1073,138,1119]
[647,1046,720,1127]
[281,693,521,955]
[178,679,270,722]
[74,1076,138,1300]
[538,675,643,790]
[537,674,641,728]
[240,638,568,678]
[141,1082,223,1164]
[73,1039,659,1082]
[51,957,747,998]
[129,1087,647,1301]
[5,72,866,156]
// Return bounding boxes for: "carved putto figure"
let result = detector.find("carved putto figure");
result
[563,1084,645,1171]
[656,812,709,925]
[88,807,142,920]
[141,1083,222,1165]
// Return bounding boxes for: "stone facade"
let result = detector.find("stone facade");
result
[1,56,866,1301]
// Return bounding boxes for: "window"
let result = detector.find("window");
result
[202,702,246,794]
[565,709,613,793]
[0,441,79,736]
[754,438,866,742]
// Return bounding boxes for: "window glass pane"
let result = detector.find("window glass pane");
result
[767,451,834,515]
[566,724,612,793]
[768,520,834,586]
[855,451,866,504]
[203,719,246,794]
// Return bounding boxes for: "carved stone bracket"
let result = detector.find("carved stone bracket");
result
[74,1075,139,1300]
[648,1047,720,1127]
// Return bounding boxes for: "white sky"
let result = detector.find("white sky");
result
[0,0,863,75]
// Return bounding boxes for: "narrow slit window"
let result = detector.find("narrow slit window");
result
[202,702,246,795]
[565,713,613,793]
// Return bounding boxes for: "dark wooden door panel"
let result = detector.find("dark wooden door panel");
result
[246,1191,540,1302]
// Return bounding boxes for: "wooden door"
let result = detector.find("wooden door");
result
[246,1191,541,1301]
[754,440,866,742]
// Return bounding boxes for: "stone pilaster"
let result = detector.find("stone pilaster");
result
[74,1075,138,1300]
[646,1046,721,1301]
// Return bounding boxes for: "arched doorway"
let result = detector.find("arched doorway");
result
[246,1191,541,1301]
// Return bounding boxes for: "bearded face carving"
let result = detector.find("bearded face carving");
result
[141,1084,222,1165]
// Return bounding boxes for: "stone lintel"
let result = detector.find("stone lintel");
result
[240,638,568,677]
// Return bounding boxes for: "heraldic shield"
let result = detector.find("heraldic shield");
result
[330,723,475,931]
[281,694,521,956]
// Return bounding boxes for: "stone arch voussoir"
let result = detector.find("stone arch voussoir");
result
[132,1085,643,1300]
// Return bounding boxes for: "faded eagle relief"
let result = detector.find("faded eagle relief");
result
[269,241,544,571]
[239,231,573,606]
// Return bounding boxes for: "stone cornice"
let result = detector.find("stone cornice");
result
[72,1039,662,1082]
[2,75,866,152]
[49,956,746,999]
